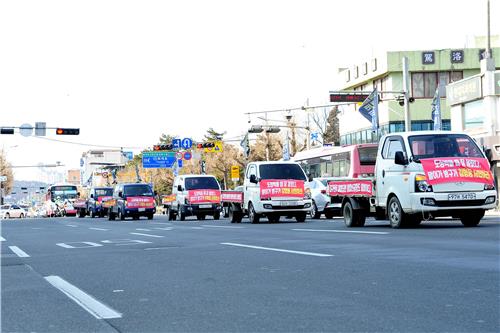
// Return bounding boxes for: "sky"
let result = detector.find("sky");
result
[0,0,498,181]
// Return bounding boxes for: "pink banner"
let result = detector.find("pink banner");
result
[126,196,156,208]
[188,190,221,204]
[73,199,87,208]
[260,179,305,199]
[97,196,113,204]
[327,180,373,196]
[420,157,494,185]
[221,191,244,203]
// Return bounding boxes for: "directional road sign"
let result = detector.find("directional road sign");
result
[181,138,193,149]
[142,151,177,168]
[172,139,181,149]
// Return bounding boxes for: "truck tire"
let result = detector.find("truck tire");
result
[147,213,154,220]
[108,210,116,221]
[229,206,243,223]
[388,196,406,229]
[295,213,307,223]
[213,212,220,220]
[177,211,186,221]
[90,209,96,218]
[343,200,365,227]
[167,208,175,221]
[248,203,260,224]
[460,210,484,227]
[119,209,125,221]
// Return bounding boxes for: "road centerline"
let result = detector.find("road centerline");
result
[89,227,108,231]
[44,275,122,319]
[221,242,333,257]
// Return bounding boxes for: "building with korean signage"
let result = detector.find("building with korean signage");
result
[334,47,500,146]
[447,57,500,197]
[81,150,129,187]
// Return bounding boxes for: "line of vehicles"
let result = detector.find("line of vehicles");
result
[12,131,497,227]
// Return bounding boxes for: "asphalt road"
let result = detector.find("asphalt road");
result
[1,214,499,333]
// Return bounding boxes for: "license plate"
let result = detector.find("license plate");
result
[448,193,476,201]
[200,204,212,209]
[138,208,145,212]
[280,201,299,206]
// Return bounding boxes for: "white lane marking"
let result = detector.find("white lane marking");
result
[292,228,389,235]
[129,232,164,238]
[66,225,77,228]
[149,222,172,225]
[144,247,171,251]
[0,236,5,241]
[201,225,244,229]
[102,239,152,246]
[135,228,151,231]
[89,228,108,231]
[9,246,30,258]
[154,227,173,230]
[190,227,204,230]
[221,242,333,257]
[44,275,122,319]
[56,242,103,249]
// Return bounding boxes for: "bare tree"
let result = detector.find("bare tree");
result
[311,108,330,145]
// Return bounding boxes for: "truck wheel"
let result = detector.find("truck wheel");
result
[343,201,358,227]
[78,209,86,218]
[177,211,186,221]
[223,207,229,218]
[388,196,406,229]
[147,213,154,220]
[229,206,242,223]
[460,210,484,227]
[108,211,116,221]
[213,212,220,220]
[167,208,175,221]
[310,201,321,219]
[119,209,125,221]
[296,213,307,223]
[91,209,96,218]
[248,203,260,224]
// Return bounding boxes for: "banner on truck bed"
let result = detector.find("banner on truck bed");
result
[126,197,156,208]
[221,191,243,203]
[161,194,176,205]
[188,190,221,204]
[260,179,305,199]
[327,180,373,196]
[420,157,494,185]
[73,199,87,208]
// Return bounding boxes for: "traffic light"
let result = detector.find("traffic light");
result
[196,142,215,149]
[0,128,15,134]
[153,144,173,151]
[56,128,80,135]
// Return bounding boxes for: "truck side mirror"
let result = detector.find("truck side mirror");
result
[90,194,94,199]
[394,151,408,166]
[249,174,258,184]
[154,191,158,196]
[118,191,123,198]
[177,185,183,191]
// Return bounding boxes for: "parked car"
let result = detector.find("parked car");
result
[0,204,27,219]
[108,183,156,220]
[307,178,341,219]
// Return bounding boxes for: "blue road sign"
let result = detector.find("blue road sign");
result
[142,151,176,168]
[172,139,181,149]
[183,151,192,160]
[178,159,183,168]
[124,151,134,160]
[181,138,193,149]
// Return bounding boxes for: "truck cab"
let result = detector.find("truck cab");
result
[108,183,156,221]
[243,161,312,223]
[375,131,497,227]
[87,187,114,218]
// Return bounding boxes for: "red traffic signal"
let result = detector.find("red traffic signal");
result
[153,144,173,151]
[196,142,215,149]
[56,128,80,135]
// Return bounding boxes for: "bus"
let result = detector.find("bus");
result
[292,144,379,179]
[45,184,79,217]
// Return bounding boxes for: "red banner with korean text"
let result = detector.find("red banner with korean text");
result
[97,196,113,204]
[73,199,87,208]
[327,180,373,196]
[260,179,305,199]
[126,196,156,208]
[188,190,221,204]
[221,191,244,203]
[420,157,494,185]
[161,194,176,205]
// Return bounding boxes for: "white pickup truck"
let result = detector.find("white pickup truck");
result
[222,161,312,223]
[328,131,497,228]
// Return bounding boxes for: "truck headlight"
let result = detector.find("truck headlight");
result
[484,184,495,191]
[415,174,433,192]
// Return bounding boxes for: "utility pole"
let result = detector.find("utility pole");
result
[265,112,270,161]
[402,57,412,132]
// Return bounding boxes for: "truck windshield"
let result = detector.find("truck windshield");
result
[408,134,484,161]
[185,177,220,190]
[95,189,113,196]
[259,164,306,181]
[123,185,153,197]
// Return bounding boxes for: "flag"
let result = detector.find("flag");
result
[431,86,442,131]
[240,133,250,158]
[358,88,379,131]
[283,136,290,161]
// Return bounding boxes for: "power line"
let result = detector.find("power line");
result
[30,136,144,150]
